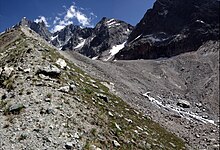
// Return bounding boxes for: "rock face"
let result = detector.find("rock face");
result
[115,0,219,60]
[16,17,52,41]
[51,24,93,49]
[52,18,133,60]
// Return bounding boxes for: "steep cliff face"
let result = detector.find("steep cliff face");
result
[51,24,93,49]
[115,0,219,60]
[61,18,133,60]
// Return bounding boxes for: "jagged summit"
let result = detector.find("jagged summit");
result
[115,0,219,60]
[15,17,52,41]
[52,17,133,60]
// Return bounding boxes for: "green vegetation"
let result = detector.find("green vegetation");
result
[46,93,52,98]
[39,40,186,150]
[0,28,186,149]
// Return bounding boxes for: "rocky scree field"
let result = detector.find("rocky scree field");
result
[60,40,219,150]
[0,27,187,149]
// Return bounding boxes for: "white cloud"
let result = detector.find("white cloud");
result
[51,3,96,32]
[64,5,91,27]
[53,17,60,25]
[34,16,50,27]
[52,20,73,32]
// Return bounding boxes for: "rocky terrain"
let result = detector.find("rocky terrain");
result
[15,17,52,41]
[61,40,219,150]
[0,0,219,149]
[53,17,133,60]
[0,26,187,149]
[17,16,133,61]
[115,0,219,60]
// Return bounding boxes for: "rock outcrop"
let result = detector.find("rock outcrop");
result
[16,17,52,41]
[115,0,219,60]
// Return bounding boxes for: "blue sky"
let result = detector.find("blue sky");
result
[0,0,155,32]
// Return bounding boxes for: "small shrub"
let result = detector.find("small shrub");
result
[46,93,52,98]
[91,128,97,136]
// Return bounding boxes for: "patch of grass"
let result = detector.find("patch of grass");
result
[0,100,7,109]
[91,128,97,136]
[46,93,52,98]
[2,76,15,91]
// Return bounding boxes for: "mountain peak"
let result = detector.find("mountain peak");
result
[115,0,219,60]
[18,17,32,27]
[15,17,52,41]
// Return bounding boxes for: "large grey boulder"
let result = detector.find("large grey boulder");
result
[37,65,61,77]
[177,100,191,108]
[1,66,14,79]
[58,86,70,93]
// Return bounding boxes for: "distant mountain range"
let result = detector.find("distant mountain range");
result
[14,0,219,61]
[16,17,133,61]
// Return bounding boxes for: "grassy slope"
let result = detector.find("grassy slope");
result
[0,27,187,150]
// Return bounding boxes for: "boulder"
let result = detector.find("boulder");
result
[56,58,67,69]
[1,66,14,79]
[8,104,25,114]
[65,142,74,149]
[0,67,2,75]
[37,65,61,77]
[113,140,120,147]
[58,86,70,93]
[177,100,190,108]
[95,93,109,102]
[90,145,102,150]
[24,68,31,73]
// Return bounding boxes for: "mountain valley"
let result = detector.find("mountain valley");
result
[0,0,219,149]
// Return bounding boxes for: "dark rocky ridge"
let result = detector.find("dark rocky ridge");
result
[51,24,93,49]
[15,17,133,60]
[16,17,52,41]
[59,17,134,59]
[115,0,219,60]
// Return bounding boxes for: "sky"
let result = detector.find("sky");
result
[0,0,155,32]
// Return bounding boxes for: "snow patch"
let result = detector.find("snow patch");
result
[143,92,217,126]
[51,35,58,41]
[108,21,117,26]
[92,56,98,60]
[133,34,142,42]
[106,19,115,24]
[196,20,205,24]
[105,42,126,61]
[106,19,121,28]
[74,39,85,49]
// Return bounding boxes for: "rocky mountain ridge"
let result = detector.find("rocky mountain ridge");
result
[52,17,133,61]
[0,25,187,149]
[15,17,52,41]
[15,17,133,61]
[115,0,219,60]
[13,0,219,61]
